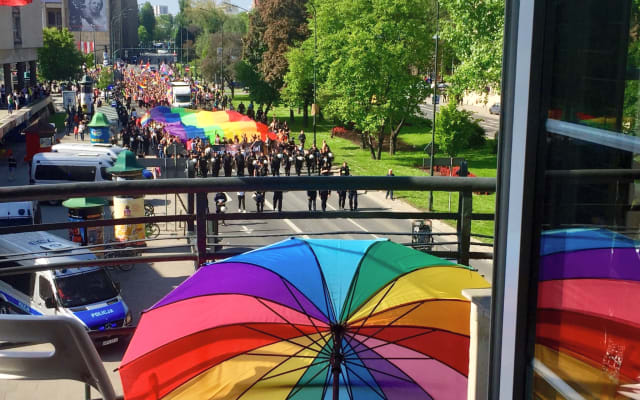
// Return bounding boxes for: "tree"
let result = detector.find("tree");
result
[439,0,504,99]
[435,102,485,157]
[155,14,174,42]
[307,0,435,159]
[37,27,84,81]
[282,41,314,126]
[96,68,113,90]
[138,26,151,46]
[258,0,309,89]
[240,4,280,113]
[139,2,156,41]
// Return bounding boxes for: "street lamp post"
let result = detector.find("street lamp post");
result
[110,8,134,66]
[428,0,439,211]
[309,2,317,147]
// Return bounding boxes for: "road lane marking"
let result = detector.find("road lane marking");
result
[326,203,380,239]
[264,199,310,239]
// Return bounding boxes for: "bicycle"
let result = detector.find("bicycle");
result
[103,245,138,271]
[143,202,160,238]
[145,222,160,238]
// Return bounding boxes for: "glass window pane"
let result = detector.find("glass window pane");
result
[533,0,640,398]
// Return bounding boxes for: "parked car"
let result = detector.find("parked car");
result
[489,103,501,115]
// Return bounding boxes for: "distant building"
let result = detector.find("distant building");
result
[153,5,168,16]
[1,0,43,94]
[37,0,138,65]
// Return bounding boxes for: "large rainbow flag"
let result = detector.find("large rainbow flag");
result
[141,107,274,143]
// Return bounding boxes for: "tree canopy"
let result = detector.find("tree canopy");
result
[439,0,504,98]
[155,14,175,42]
[139,2,157,42]
[296,0,435,158]
[37,27,84,81]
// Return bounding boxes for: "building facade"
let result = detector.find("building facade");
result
[152,4,167,16]
[1,0,43,94]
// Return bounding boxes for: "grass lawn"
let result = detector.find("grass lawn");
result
[229,94,497,239]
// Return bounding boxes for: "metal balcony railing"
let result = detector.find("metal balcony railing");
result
[0,176,496,275]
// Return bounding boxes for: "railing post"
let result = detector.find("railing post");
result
[187,193,195,233]
[195,192,208,268]
[458,190,472,265]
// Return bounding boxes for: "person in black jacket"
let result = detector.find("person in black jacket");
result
[270,152,281,176]
[246,151,256,177]
[305,150,315,176]
[307,189,317,211]
[223,152,233,177]
[294,150,304,176]
[273,191,283,212]
[319,167,331,211]
[234,151,245,176]
[283,150,292,176]
[337,161,349,209]
[211,152,221,177]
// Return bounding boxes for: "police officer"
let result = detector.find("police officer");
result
[298,130,306,149]
[283,150,292,176]
[234,151,245,176]
[211,152,221,177]
[198,151,209,178]
[338,161,349,209]
[307,189,317,211]
[259,153,269,176]
[247,151,256,177]
[319,167,331,212]
[295,150,304,176]
[273,190,283,212]
[305,150,315,176]
[270,151,281,176]
[223,152,233,177]
[253,169,265,212]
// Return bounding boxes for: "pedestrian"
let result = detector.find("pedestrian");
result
[307,190,317,211]
[385,168,395,200]
[237,191,246,212]
[298,130,306,149]
[7,152,17,181]
[79,120,86,141]
[7,93,14,115]
[294,151,304,176]
[73,124,79,140]
[273,191,283,212]
[349,188,358,211]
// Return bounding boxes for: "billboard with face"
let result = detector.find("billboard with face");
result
[68,0,107,31]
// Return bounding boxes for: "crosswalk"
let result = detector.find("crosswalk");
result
[96,104,119,126]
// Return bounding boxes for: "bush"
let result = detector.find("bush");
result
[436,102,486,157]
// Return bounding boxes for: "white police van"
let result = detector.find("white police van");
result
[0,232,132,346]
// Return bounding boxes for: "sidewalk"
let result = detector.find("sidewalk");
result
[0,97,54,143]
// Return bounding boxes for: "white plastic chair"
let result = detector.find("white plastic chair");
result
[0,314,117,400]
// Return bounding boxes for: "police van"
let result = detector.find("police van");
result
[51,143,124,160]
[0,232,132,346]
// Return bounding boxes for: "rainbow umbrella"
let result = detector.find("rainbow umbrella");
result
[534,228,640,399]
[141,106,273,143]
[120,238,489,400]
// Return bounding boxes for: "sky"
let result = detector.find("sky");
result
[141,0,253,16]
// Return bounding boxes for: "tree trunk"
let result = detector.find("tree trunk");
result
[303,102,309,127]
[376,124,385,160]
[230,82,235,99]
[289,108,294,124]
[366,132,376,159]
[389,117,406,155]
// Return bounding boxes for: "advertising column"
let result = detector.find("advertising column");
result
[106,150,146,246]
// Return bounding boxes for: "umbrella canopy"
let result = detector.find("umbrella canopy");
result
[535,228,640,398]
[141,107,274,143]
[120,238,489,400]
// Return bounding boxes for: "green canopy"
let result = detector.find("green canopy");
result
[62,197,108,209]
[88,112,110,128]
[107,149,144,174]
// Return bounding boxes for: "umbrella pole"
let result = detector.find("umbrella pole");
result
[331,324,345,400]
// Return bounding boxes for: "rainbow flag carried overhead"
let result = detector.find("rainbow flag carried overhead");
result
[141,107,274,143]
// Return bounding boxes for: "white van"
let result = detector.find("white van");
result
[170,81,192,108]
[0,201,41,226]
[31,152,114,186]
[52,143,123,160]
[0,232,132,346]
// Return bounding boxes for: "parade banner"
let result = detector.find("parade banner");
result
[113,197,145,243]
[69,0,108,31]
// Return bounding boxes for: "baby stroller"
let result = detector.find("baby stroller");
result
[411,219,434,252]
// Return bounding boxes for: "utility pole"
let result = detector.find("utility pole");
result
[428,0,439,211]
[310,2,317,147]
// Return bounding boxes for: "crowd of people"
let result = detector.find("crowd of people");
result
[59,62,360,214]
[1,83,51,115]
